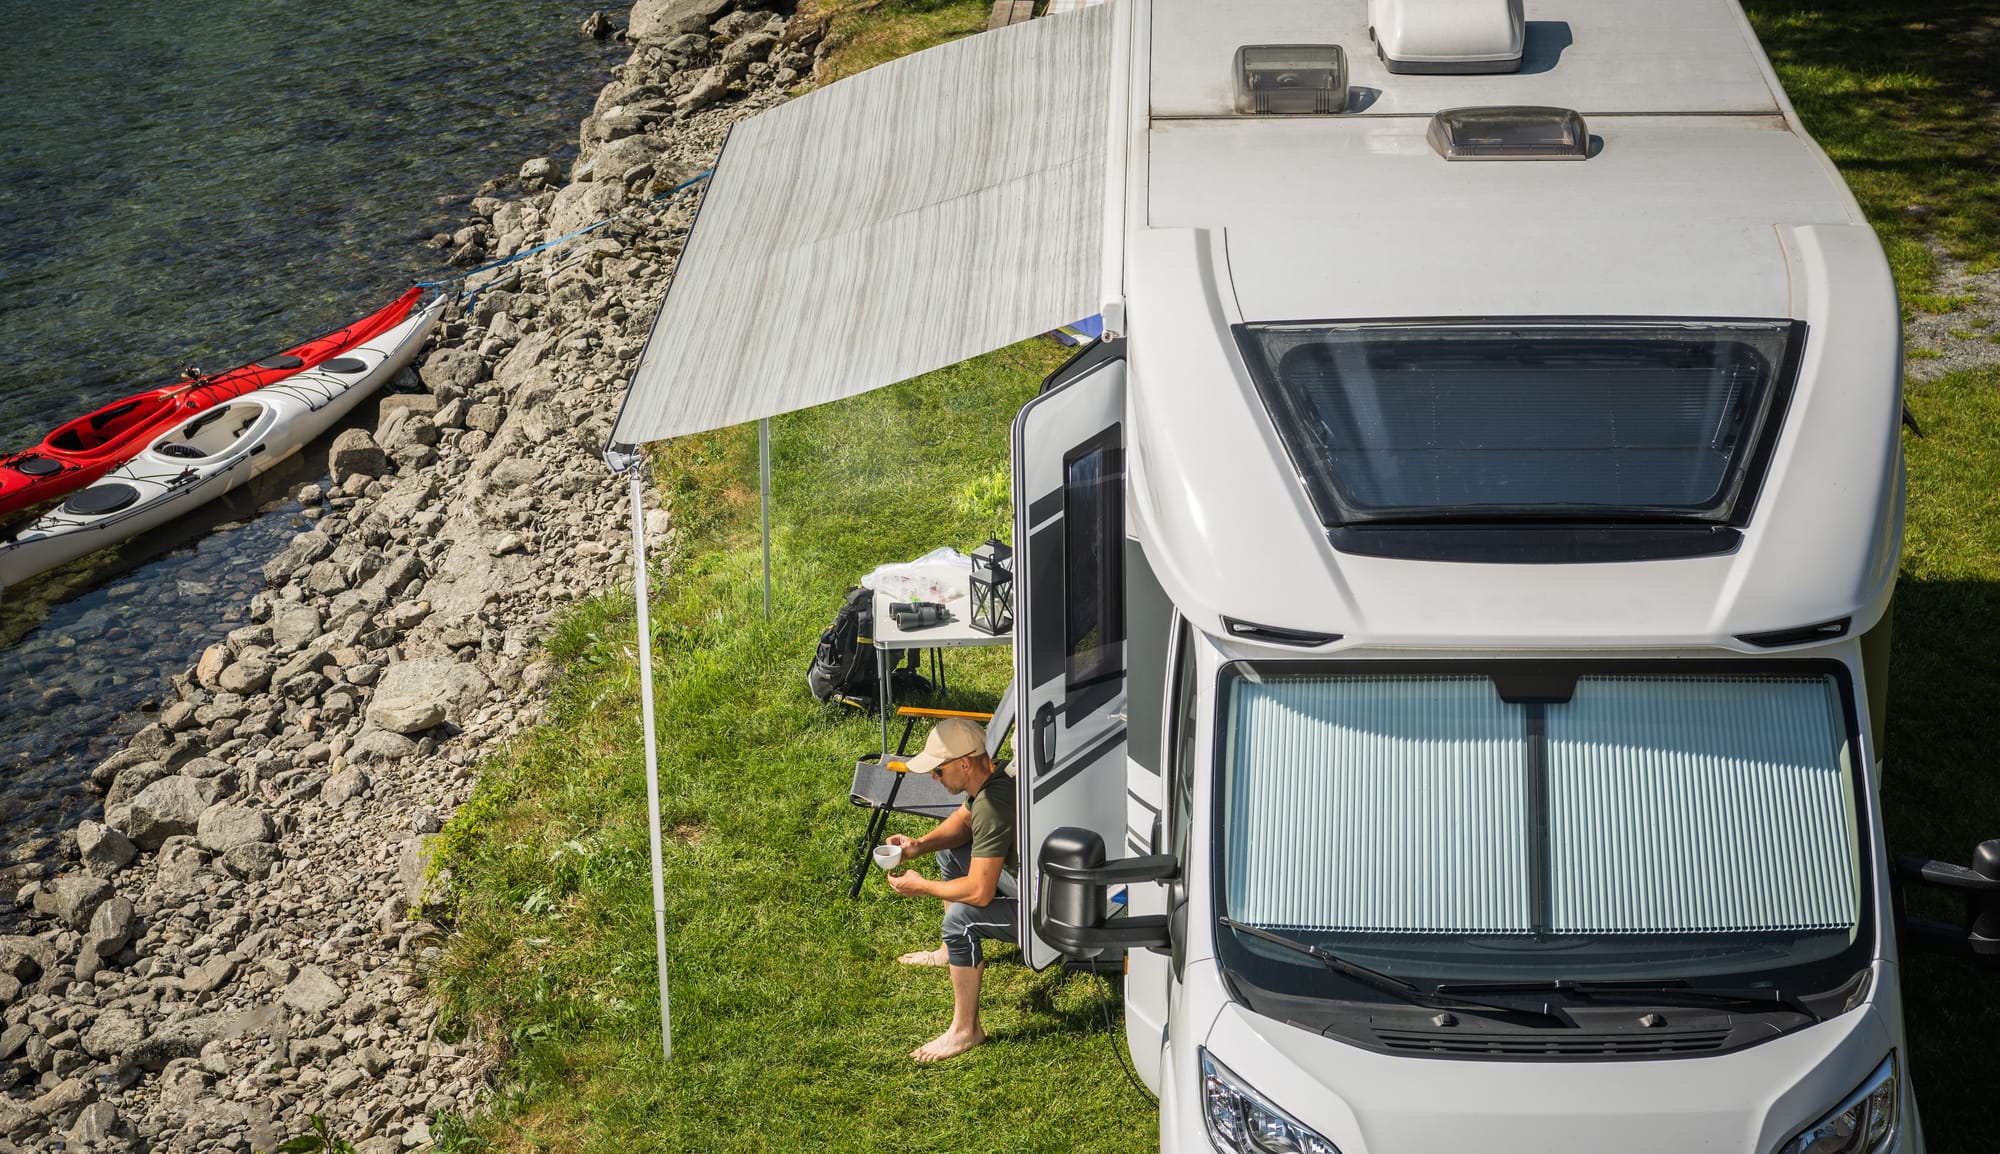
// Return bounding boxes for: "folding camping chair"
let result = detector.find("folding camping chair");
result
[847,683,1017,897]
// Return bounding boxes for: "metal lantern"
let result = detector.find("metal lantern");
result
[970,537,1014,635]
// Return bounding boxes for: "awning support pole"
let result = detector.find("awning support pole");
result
[627,465,673,1062]
[759,418,773,620]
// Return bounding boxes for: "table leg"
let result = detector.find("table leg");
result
[878,646,892,765]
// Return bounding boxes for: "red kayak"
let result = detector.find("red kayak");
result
[0,286,427,518]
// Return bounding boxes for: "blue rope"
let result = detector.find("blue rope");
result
[416,168,714,298]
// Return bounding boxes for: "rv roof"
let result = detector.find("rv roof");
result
[1151,0,1784,117]
[1151,114,1859,320]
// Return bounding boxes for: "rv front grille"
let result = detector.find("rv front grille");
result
[1372,1027,1732,1058]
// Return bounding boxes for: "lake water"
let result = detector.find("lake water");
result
[0,0,622,867]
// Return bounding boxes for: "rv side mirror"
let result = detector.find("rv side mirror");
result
[1035,827,1176,958]
[1895,839,2000,961]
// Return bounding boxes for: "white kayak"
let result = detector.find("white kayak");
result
[0,294,445,591]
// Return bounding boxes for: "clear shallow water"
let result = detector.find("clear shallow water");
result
[0,0,620,869]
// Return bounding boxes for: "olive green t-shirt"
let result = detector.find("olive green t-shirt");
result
[962,775,1018,874]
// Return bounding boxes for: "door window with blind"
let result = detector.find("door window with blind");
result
[1214,664,1869,991]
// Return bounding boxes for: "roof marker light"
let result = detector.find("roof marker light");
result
[1428,106,1590,161]
[1234,45,1349,115]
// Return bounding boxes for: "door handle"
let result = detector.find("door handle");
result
[1034,701,1059,769]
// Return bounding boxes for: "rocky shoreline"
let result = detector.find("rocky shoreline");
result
[0,2,824,1149]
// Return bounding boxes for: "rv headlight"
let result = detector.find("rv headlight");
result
[1776,1054,1899,1154]
[1199,1047,1342,1154]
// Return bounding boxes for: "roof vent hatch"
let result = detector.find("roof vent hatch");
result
[1370,0,1525,74]
[1234,45,1349,115]
[1428,106,1590,161]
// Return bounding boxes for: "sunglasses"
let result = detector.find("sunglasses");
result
[929,753,974,779]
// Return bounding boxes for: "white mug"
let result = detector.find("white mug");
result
[872,844,903,871]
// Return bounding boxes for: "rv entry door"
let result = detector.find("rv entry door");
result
[1013,354,1129,970]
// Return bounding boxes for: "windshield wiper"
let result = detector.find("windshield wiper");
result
[1434,978,1817,1020]
[1218,919,1566,1025]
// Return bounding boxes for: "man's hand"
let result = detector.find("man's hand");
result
[886,867,928,897]
[885,833,921,858]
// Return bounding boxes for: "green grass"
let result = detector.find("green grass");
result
[432,4,2000,1151]
[804,0,993,83]
[432,341,1155,1152]
[1744,0,2000,295]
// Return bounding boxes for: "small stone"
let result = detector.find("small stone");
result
[355,1045,390,1077]
[84,896,135,957]
[411,807,441,834]
[221,842,278,881]
[265,958,297,984]
[323,766,370,807]
[70,1100,118,1143]
[182,955,237,996]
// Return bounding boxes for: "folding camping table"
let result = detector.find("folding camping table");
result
[870,572,1011,765]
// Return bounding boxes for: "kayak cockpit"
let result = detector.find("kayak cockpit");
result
[154,400,276,463]
[47,394,180,454]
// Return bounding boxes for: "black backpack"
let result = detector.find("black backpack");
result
[807,586,925,706]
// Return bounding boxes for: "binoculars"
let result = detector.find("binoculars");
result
[888,600,950,630]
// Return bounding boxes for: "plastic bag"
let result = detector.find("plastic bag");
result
[861,547,972,604]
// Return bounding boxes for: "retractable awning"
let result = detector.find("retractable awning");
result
[607,3,1116,450]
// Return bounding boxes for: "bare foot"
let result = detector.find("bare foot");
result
[911,1027,985,1062]
[896,946,949,967]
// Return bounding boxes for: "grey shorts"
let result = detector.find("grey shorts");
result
[937,845,1019,968]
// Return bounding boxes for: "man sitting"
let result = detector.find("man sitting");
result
[882,716,1018,1062]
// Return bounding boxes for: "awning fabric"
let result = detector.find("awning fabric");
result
[608,4,1114,448]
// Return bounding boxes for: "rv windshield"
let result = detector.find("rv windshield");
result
[1212,663,1870,1010]
[1233,320,1803,525]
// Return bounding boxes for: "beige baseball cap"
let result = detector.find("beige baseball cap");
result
[905,717,987,775]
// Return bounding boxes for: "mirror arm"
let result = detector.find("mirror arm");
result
[1044,854,1179,887]
[1896,856,2000,893]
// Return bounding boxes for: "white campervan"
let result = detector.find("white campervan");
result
[1009,1,1998,1152]
[604,0,2000,1144]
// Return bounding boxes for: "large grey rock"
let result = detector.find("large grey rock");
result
[127,1011,234,1071]
[720,29,778,65]
[0,936,58,983]
[76,821,136,877]
[52,875,112,931]
[545,179,625,243]
[418,346,487,401]
[216,653,273,695]
[125,775,207,851]
[281,965,344,1015]
[68,1101,118,1144]
[182,955,237,996]
[329,427,388,488]
[366,659,490,734]
[81,1009,144,1059]
[269,602,324,650]
[261,529,336,586]
[103,759,171,807]
[28,1076,93,1126]
[629,0,733,41]
[196,804,274,853]
[490,457,546,492]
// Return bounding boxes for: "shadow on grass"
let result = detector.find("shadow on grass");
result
[1743,0,2000,288]
[1883,574,2000,1154]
